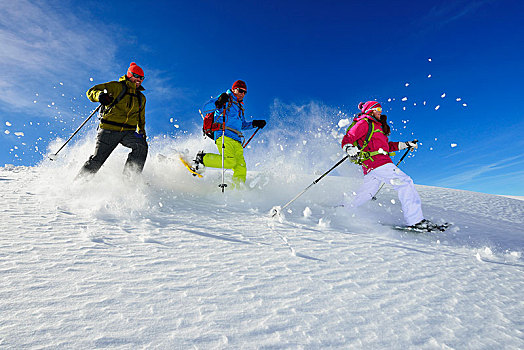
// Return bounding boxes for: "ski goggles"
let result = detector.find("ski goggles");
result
[236,88,247,94]
[130,72,145,80]
[369,106,382,112]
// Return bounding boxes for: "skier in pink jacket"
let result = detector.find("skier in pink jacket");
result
[341,101,443,231]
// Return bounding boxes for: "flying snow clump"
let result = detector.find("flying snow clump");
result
[338,119,350,128]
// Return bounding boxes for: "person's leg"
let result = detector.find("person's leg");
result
[202,136,238,170]
[78,129,121,176]
[120,131,148,174]
[347,171,381,209]
[230,140,247,185]
[380,163,423,226]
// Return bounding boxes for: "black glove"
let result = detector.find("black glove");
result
[252,120,266,129]
[215,93,229,108]
[98,92,113,106]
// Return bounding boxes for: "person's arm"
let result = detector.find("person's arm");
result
[341,119,368,147]
[86,81,118,104]
[214,92,230,109]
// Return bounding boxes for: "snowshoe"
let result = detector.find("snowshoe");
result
[179,155,203,178]
[403,219,450,233]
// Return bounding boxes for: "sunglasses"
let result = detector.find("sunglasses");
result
[236,88,247,94]
[131,72,144,80]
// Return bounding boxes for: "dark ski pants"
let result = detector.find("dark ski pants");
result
[79,129,148,176]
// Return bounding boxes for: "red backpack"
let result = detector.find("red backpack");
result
[202,112,223,140]
[202,94,234,139]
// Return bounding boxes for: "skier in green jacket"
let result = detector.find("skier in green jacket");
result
[78,62,148,177]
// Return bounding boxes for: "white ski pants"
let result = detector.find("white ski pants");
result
[349,163,424,226]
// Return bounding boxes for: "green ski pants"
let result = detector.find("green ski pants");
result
[203,136,247,185]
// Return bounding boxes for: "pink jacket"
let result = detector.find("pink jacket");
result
[341,115,400,175]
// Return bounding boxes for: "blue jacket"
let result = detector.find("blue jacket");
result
[213,89,253,142]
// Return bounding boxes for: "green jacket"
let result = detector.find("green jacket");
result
[86,75,146,132]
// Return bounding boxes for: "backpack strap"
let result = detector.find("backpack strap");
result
[224,94,244,118]
[352,117,391,165]
[100,81,128,115]
[135,91,144,128]
[109,81,128,108]
[234,100,244,118]
[362,118,374,148]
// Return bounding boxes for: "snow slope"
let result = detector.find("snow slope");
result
[1,135,523,348]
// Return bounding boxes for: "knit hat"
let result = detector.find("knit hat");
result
[358,101,381,114]
[232,80,247,91]
[127,62,144,78]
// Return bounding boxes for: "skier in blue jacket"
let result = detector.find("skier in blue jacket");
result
[191,80,266,186]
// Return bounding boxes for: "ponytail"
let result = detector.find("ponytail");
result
[380,114,390,135]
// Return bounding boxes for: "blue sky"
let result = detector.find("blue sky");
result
[1,0,523,196]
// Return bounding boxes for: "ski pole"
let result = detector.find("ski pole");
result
[49,104,102,160]
[270,155,349,217]
[242,127,261,148]
[218,108,227,193]
[371,140,417,200]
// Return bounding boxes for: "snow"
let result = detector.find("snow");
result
[337,119,350,128]
[0,133,523,348]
